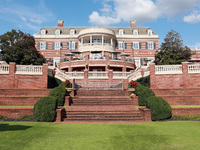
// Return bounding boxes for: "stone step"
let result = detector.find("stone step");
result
[76,90,128,96]
[64,117,143,121]
[71,103,132,106]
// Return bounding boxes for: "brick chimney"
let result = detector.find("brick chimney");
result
[58,20,64,27]
[130,21,136,27]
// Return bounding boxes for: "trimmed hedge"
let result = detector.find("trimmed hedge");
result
[146,96,172,121]
[136,75,150,88]
[135,83,155,106]
[48,75,62,89]
[33,96,57,122]
[49,83,66,106]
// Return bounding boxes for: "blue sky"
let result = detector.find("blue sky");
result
[0,0,200,47]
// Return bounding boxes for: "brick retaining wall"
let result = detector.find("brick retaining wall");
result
[0,108,33,118]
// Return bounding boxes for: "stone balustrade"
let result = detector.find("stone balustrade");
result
[188,64,200,73]
[15,65,43,75]
[0,65,9,74]
[155,65,182,74]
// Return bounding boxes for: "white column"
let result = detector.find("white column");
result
[102,35,104,47]
[90,35,92,47]
[81,38,83,47]
[111,38,113,47]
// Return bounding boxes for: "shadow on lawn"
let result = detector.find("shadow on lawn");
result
[0,124,32,132]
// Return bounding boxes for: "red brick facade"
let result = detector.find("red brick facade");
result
[0,108,33,118]
[150,63,200,105]
[0,63,48,89]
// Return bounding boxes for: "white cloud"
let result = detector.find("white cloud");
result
[89,0,200,26]
[0,0,55,31]
[184,11,200,23]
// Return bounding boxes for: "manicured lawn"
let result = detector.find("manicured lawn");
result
[0,121,200,150]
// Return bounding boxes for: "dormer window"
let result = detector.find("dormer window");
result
[55,29,61,36]
[70,29,75,36]
[41,29,46,36]
[119,29,124,36]
[133,29,138,36]
[148,30,152,36]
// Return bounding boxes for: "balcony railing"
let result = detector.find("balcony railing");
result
[88,71,108,79]
[65,72,84,79]
[15,65,43,75]
[188,64,200,73]
[155,65,182,74]
[0,65,9,74]
[113,72,131,79]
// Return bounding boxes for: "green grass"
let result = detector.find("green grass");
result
[0,121,200,150]
[173,114,200,120]
[171,105,200,108]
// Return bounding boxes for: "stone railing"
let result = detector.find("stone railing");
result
[0,65,9,74]
[127,68,142,81]
[113,72,131,79]
[15,65,43,75]
[65,72,84,79]
[88,71,108,79]
[155,65,182,74]
[188,64,200,73]
[54,68,69,81]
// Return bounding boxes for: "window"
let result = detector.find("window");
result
[40,42,46,50]
[54,42,60,50]
[148,30,152,36]
[118,42,124,49]
[70,29,75,36]
[133,29,138,36]
[41,29,46,36]
[119,29,124,36]
[132,42,139,49]
[147,42,154,49]
[55,30,60,36]
[69,42,75,49]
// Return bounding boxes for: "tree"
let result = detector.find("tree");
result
[0,29,45,65]
[154,29,193,65]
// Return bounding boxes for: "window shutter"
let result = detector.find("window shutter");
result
[125,43,127,49]
[140,58,143,65]
[60,43,63,49]
[75,43,77,49]
[154,43,156,49]
[139,43,141,49]
[146,43,148,49]
[67,42,69,49]
[131,43,133,49]
[116,42,118,49]
[46,43,48,49]
[52,43,54,49]
[37,43,40,49]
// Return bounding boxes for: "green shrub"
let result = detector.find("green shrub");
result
[173,114,200,120]
[48,75,62,89]
[33,96,57,122]
[18,115,33,120]
[49,83,66,106]
[136,75,150,87]
[146,96,172,121]
[135,83,155,106]
[0,115,7,120]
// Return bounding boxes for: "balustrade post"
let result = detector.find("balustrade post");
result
[182,62,189,88]
[9,62,16,89]
[123,56,126,72]
[84,69,88,82]
[108,70,113,81]
[150,63,156,89]
[42,64,48,89]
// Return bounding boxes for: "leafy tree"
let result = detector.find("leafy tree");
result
[0,29,45,65]
[155,29,193,65]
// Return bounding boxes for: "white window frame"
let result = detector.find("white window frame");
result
[41,29,46,36]
[148,30,152,36]
[119,29,124,36]
[55,30,60,36]
[133,29,138,36]
[148,42,154,49]
[133,42,139,49]
[118,42,124,49]
[54,42,60,50]
[69,42,75,49]
[40,42,46,50]
[70,29,75,36]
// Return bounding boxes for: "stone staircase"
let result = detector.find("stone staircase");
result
[63,90,144,122]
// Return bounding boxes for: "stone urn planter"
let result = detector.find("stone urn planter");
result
[128,88,136,96]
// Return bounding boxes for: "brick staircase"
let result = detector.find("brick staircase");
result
[0,89,51,106]
[63,90,144,122]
